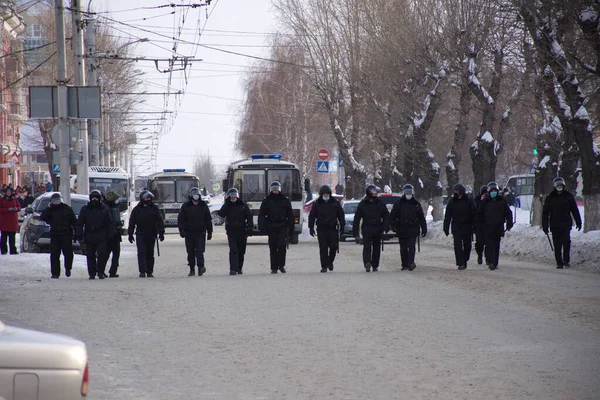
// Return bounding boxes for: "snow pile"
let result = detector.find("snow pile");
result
[481,131,494,142]
[422,222,600,272]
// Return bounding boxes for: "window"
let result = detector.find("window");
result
[36,197,87,215]
[27,24,44,38]
[176,179,199,203]
[267,169,302,201]
[150,180,176,202]
[233,170,266,202]
[343,202,359,214]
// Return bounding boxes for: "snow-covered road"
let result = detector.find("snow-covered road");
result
[1,228,599,399]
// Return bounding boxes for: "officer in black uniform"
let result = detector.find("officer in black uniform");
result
[474,185,488,265]
[258,181,294,274]
[443,183,477,270]
[218,188,253,275]
[103,191,123,278]
[389,184,427,271]
[353,185,389,272]
[128,190,165,278]
[40,193,77,279]
[542,177,582,269]
[77,190,113,280]
[308,185,345,273]
[178,187,213,276]
[476,182,513,270]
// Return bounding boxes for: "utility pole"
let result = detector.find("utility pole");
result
[85,18,100,166]
[55,0,71,205]
[98,75,105,165]
[71,0,89,194]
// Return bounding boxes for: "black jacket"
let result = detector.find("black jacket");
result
[476,196,513,238]
[542,189,581,231]
[22,195,34,208]
[444,195,477,236]
[128,201,165,236]
[258,192,294,233]
[76,201,113,244]
[218,198,253,232]
[389,197,427,238]
[308,196,344,231]
[353,197,389,237]
[104,200,123,242]
[40,203,76,237]
[178,200,213,235]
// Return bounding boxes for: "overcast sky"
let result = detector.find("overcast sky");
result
[99,0,277,176]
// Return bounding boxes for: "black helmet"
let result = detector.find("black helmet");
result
[226,188,239,198]
[189,187,201,200]
[453,183,466,195]
[480,185,488,195]
[402,184,414,195]
[140,190,154,202]
[553,177,565,187]
[89,190,102,201]
[487,182,499,192]
[269,181,282,192]
[365,184,380,197]
[319,185,332,196]
[50,192,63,204]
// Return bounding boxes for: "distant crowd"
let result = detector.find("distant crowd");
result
[0,181,57,208]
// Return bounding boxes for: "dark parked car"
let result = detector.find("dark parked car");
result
[19,193,88,253]
[340,200,359,241]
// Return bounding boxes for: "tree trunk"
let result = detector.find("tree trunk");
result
[446,77,471,197]
[531,117,561,227]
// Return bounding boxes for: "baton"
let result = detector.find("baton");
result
[156,236,160,257]
[381,236,384,252]
[545,232,554,251]
[417,233,420,253]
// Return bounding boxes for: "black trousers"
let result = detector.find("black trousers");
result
[85,241,108,278]
[398,236,417,268]
[227,228,247,272]
[1,231,17,254]
[50,235,73,277]
[107,237,121,275]
[484,236,502,267]
[136,234,156,274]
[363,233,382,268]
[475,226,485,258]
[317,228,339,268]
[453,233,472,266]
[267,227,288,271]
[551,228,571,265]
[185,232,206,269]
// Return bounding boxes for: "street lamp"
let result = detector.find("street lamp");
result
[130,146,150,179]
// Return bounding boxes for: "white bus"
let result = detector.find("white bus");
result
[222,154,304,244]
[146,169,200,227]
[504,174,534,210]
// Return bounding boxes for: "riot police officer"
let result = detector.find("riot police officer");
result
[103,191,123,278]
[542,177,582,269]
[308,185,345,273]
[128,190,165,278]
[258,181,294,274]
[353,185,389,272]
[443,183,477,270]
[476,182,513,270]
[474,185,488,265]
[389,184,427,271]
[218,188,253,275]
[178,187,213,276]
[40,193,77,278]
[77,190,113,280]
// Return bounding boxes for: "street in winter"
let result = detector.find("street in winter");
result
[1,223,599,400]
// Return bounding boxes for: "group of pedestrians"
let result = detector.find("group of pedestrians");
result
[29,175,583,278]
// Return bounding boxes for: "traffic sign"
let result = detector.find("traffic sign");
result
[338,154,343,167]
[52,164,60,174]
[317,148,330,161]
[317,161,329,173]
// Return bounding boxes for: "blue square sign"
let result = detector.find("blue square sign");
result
[317,161,329,173]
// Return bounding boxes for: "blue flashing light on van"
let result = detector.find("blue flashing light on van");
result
[250,154,282,160]
[163,169,186,172]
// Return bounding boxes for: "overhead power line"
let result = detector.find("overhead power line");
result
[0,51,56,93]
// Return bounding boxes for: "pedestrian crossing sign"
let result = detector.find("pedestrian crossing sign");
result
[317,161,329,173]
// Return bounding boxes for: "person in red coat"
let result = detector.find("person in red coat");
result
[0,187,21,255]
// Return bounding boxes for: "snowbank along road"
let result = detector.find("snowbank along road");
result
[1,227,599,400]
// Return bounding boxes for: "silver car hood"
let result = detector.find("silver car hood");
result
[0,322,87,370]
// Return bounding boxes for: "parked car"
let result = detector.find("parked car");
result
[354,193,403,244]
[340,200,359,241]
[19,193,88,254]
[0,320,89,400]
[208,195,225,226]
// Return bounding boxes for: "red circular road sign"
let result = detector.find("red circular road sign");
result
[317,149,330,161]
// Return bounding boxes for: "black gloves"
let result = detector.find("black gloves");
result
[246,228,253,237]
[128,234,135,243]
[444,229,449,237]
[576,224,582,231]
[309,227,315,237]
[207,232,212,241]
[73,236,78,243]
[159,233,165,242]
[179,231,185,238]
[421,231,427,238]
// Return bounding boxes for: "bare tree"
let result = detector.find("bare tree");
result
[192,151,216,192]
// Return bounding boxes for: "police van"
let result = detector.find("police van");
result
[145,169,200,227]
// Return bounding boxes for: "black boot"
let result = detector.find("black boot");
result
[408,263,416,271]
[188,268,195,277]
[477,254,483,265]
[198,267,206,276]
[365,262,371,272]
[321,267,327,273]
[279,266,286,273]
[229,271,237,275]
[328,264,334,271]
[237,269,243,275]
